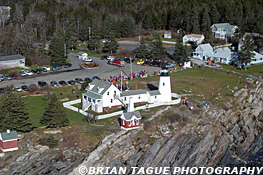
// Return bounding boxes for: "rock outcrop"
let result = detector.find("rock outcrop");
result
[71,83,263,175]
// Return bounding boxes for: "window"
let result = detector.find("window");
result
[128,121,131,126]
[97,100,101,103]
[111,99,113,103]
[155,96,157,99]
[135,119,139,125]
[93,99,95,103]
[138,96,140,99]
[124,97,126,101]
[88,97,91,102]
[114,91,116,95]
[107,91,109,95]
[123,120,125,126]
[163,83,165,86]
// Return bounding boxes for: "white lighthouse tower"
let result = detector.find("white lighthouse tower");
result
[158,67,171,102]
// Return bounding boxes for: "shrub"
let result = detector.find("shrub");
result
[28,85,39,92]
[143,121,152,131]
[40,135,58,148]
[25,57,32,66]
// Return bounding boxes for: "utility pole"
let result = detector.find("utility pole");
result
[130,57,133,80]
[64,43,67,57]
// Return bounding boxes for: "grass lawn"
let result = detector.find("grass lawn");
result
[161,37,177,42]
[221,64,263,77]
[53,85,85,101]
[68,49,103,57]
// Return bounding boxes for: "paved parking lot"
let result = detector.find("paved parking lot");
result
[0,54,161,88]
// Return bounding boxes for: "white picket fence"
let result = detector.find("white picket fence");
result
[63,94,181,120]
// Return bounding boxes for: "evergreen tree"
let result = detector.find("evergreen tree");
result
[102,16,116,38]
[41,94,69,128]
[190,6,200,33]
[210,3,219,24]
[238,35,255,70]
[201,6,211,33]
[102,31,119,54]
[0,86,33,132]
[183,9,191,33]
[65,15,78,50]
[142,15,153,30]
[121,16,135,38]
[79,19,90,42]
[88,19,101,50]
[49,29,66,65]
[173,34,189,63]
[150,33,166,59]
[136,37,148,58]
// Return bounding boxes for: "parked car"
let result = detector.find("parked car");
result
[32,68,42,74]
[68,80,75,85]
[15,87,22,92]
[101,56,108,60]
[0,75,4,81]
[75,78,83,84]
[92,76,101,80]
[50,81,59,87]
[0,88,4,94]
[149,61,160,67]
[59,80,67,86]
[21,85,28,91]
[107,56,116,60]
[64,63,72,68]
[9,72,18,76]
[108,60,124,67]
[18,71,27,76]
[41,67,47,72]
[84,77,91,81]
[38,81,48,87]
[30,84,37,86]
[142,61,151,66]
[124,57,134,63]
[136,60,145,65]
[4,75,12,80]
[25,71,33,76]
[85,58,93,62]
[10,74,18,79]
[52,65,62,71]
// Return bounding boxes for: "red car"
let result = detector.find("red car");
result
[142,61,151,66]
[108,60,124,67]
[9,72,18,76]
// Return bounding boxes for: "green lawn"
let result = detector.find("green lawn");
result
[221,64,263,77]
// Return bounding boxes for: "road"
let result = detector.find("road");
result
[0,53,161,88]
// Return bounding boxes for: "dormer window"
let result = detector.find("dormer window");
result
[107,91,109,95]
[163,83,165,86]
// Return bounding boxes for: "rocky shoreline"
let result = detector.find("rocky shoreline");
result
[71,82,263,174]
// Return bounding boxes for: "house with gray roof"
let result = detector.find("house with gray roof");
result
[211,23,238,40]
[0,54,25,69]
[192,43,213,60]
[207,47,234,64]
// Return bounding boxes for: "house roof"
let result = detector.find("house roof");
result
[0,131,18,141]
[208,47,231,59]
[0,54,25,62]
[89,79,112,95]
[239,33,263,45]
[212,23,236,31]
[122,111,141,120]
[197,44,213,51]
[185,34,203,38]
[252,51,263,59]
[82,91,102,99]
[121,89,148,97]
[148,90,161,96]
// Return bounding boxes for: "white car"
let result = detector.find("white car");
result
[25,71,33,76]
[15,87,22,92]
[18,71,27,76]
[85,58,93,62]
[107,56,115,60]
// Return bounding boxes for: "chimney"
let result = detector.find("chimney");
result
[7,129,10,133]
[128,97,134,112]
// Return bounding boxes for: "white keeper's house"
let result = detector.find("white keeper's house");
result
[82,68,172,113]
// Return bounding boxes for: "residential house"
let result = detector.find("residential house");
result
[250,51,263,65]
[0,130,18,152]
[164,31,172,39]
[183,34,204,46]
[238,32,263,52]
[211,23,238,40]
[0,54,25,69]
[192,44,213,60]
[207,47,233,64]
